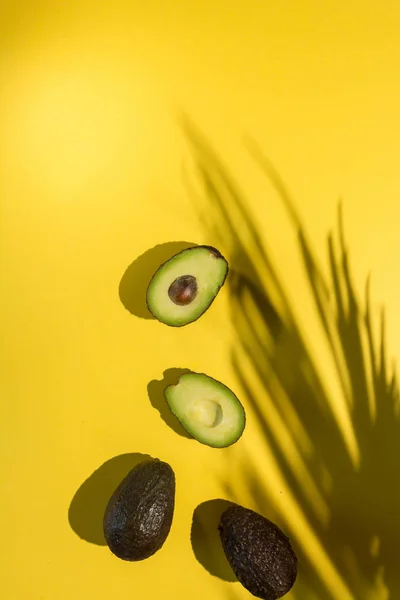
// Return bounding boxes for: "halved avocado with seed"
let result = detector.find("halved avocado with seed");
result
[164,372,246,447]
[146,245,228,326]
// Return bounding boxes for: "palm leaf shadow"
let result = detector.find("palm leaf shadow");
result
[182,119,400,600]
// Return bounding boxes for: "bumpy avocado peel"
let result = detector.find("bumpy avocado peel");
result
[219,504,297,599]
[103,458,175,561]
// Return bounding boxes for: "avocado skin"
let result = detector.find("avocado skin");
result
[103,458,175,561]
[218,504,297,599]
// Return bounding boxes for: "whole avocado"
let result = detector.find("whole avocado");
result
[218,504,297,599]
[103,458,175,561]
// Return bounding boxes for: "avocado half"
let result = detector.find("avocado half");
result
[146,245,229,326]
[164,371,246,448]
[218,504,297,599]
[103,458,175,561]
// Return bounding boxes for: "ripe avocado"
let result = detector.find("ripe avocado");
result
[146,245,228,326]
[164,371,246,448]
[103,458,175,561]
[218,504,297,599]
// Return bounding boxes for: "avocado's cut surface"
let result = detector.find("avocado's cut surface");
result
[219,504,297,600]
[164,372,245,447]
[146,245,228,326]
[103,458,175,561]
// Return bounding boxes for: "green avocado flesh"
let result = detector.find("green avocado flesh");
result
[164,372,246,447]
[146,245,228,326]
[219,504,297,599]
[103,459,175,561]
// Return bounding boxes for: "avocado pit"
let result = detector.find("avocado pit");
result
[168,275,198,306]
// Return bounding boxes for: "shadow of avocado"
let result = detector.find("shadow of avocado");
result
[119,241,196,319]
[68,452,151,545]
[191,499,237,582]
[147,368,192,439]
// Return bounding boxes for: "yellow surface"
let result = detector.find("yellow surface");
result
[1,2,400,599]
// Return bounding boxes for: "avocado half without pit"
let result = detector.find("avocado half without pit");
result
[146,245,229,326]
[164,372,246,448]
[103,458,175,561]
[219,504,298,599]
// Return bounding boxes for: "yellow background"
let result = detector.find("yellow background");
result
[2,1,400,599]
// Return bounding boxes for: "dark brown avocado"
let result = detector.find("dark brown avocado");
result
[218,504,297,599]
[103,458,175,561]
